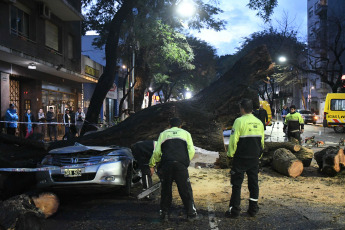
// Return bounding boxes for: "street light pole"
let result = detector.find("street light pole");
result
[309,86,314,110]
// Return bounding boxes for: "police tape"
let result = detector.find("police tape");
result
[0,167,60,172]
[0,162,100,172]
[0,121,77,125]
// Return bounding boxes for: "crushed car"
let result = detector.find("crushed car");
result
[36,143,140,195]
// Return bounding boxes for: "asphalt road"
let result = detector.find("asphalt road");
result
[43,182,345,230]
[42,122,345,230]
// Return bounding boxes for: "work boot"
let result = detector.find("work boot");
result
[159,210,169,222]
[187,213,203,222]
[224,206,240,218]
[247,200,259,217]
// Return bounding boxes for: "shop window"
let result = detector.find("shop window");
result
[45,20,61,52]
[10,5,30,38]
[10,79,20,110]
[24,99,31,110]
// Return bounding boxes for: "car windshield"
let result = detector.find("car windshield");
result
[299,110,312,114]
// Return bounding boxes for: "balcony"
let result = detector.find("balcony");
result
[37,0,83,21]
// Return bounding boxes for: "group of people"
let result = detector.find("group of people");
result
[133,99,264,222]
[135,100,306,222]
[4,104,85,141]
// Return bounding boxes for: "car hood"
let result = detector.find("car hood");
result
[49,145,115,154]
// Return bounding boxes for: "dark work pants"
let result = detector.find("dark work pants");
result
[288,131,301,144]
[160,161,196,216]
[48,125,57,140]
[229,157,259,214]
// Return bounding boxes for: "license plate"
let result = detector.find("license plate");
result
[63,168,82,177]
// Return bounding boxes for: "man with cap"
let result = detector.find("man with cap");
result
[226,99,264,218]
[149,117,201,222]
[283,105,304,144]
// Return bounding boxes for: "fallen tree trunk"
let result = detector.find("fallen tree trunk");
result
[48,46,273,169]
[272,148,303,178]
[293,146,314,167]
[264,142,301,153]
[314,147,345,176]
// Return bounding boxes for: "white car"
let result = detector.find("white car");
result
[36,143,139,195]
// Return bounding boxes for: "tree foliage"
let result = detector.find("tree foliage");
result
[247,0,278,22]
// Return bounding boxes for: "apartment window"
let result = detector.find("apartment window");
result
[10,5,29,37]
[45,20,61,52]
[67,35,74,59]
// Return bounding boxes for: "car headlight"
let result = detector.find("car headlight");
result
[41,155,53,165]
[314,116,318,120]
[100,156,121,163]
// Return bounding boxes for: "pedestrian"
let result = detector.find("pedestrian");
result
[69,107,77,137]
[253,104,268,130]
[149,117,201,222]
[62,109,71,140]
[46,107,57,141]
[75,107,85,136]
[24,109,35,139]
[281,105,289,122]
[37,108,46,141]
[5,104,18,136]
[283,105,304,144]
[226,99,264,218]
[131,140,157,198]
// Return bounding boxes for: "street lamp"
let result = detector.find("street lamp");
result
[185,91,192,99]
[176,0,196,18]
[278,56,287,63]
[309,86,315,110]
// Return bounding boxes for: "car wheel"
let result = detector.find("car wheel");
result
[333,126,345,133]
[123,165,133,196]
[313,122,316,125]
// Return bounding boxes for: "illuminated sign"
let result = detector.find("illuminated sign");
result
[85,65,100,77]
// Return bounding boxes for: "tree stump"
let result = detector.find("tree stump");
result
[293,146,314,167]
[272,148,303,177]
[314,147,345,176]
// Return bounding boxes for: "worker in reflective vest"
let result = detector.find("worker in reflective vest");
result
[226,99,265,218]
[283,105,304,144]
[149,117,201,222]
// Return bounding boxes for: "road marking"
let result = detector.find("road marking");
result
[208,203,219,230]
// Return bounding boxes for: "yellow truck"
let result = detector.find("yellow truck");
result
[323,93,345,133]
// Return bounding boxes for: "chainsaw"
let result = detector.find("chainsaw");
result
[137,182,161,199]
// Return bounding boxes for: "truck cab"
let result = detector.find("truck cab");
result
[323,93,345,133]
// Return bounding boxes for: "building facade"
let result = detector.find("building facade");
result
[0,0,96,135]
[307,0,345,120]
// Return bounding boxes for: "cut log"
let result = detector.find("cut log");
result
[293,146,314,167]
[259,150,275,167]
[264,142,301,153]
[314,146,345,176]
[0,193,59,229]
[272,148,303,178]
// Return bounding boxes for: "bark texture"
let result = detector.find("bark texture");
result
[293,146,313,167]
[53,46,273,160]
[272,148,304,178]
[314,146,345,176]
[264,142,301,153]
